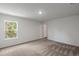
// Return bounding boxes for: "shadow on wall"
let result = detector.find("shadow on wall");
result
[53,29,79,46]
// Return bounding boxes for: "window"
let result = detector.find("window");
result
[4,20,18,39]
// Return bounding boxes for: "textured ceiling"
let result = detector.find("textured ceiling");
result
[0,3,79,21]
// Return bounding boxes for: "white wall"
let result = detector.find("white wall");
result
[0,13,40,48]
[47,15,79,46]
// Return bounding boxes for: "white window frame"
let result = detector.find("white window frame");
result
[4,20,18,40]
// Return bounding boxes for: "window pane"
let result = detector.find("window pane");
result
[5,21,18,39]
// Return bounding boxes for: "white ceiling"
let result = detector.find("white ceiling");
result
[0,3,79,21]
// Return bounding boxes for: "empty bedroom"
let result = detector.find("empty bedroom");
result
[0,3,79,56]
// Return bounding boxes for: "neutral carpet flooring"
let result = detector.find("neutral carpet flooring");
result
[0,39,79,56]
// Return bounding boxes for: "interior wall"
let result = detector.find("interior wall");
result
[0,13,40,48]
[46,15,79,46]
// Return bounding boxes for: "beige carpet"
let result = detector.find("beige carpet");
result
[0,39,79,56]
